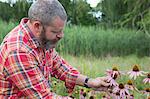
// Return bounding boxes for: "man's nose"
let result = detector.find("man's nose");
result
[56,32,64,39]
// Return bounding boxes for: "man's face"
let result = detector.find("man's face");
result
[40,17,65,49]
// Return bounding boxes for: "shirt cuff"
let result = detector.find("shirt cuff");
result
[65,69,79,93]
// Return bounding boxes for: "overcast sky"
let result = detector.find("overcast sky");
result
[0,0,101,7]
[87,0,101,7]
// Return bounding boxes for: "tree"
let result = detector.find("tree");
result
[74,0,97,25]
[12,0,31,22]
[121,0,150,34]
[59,0,97,25]
[97,0,150,33]
[0,1,13,22]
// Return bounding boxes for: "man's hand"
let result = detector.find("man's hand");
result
[88,77,110,90]
[76,74,110,92]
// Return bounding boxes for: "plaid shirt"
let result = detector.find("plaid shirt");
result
[0,18,79,99]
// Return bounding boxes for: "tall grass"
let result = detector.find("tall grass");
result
[1,19,150,57]
[57,25,150,57]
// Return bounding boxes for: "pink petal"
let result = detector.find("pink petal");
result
[124,89,130,95]
[128,71,131,74]
[139,72,144,76]
[133,72,137,80]
[120,90,125,96]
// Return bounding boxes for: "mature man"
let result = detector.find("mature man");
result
[0,0,109,98]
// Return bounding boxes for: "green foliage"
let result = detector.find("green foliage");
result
[0,0,96,26]
[0,0,31,22]
[121,0,150,28]
[1,19,150,58]
[58,0,73,21]
[59,0,97,25]
[0,19,17,43]
[12,0,31,21]
[0,0,149,28]
[57,25,150,57]
[98,0,150,33]
[72,0,97,25]
[0,1,13,22]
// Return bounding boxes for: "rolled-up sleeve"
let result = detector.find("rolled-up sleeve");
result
[51,50,80,93]
[3,50,65,98]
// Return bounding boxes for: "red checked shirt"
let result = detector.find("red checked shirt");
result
[0,18,79,99]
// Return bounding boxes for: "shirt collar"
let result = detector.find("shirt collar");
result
[20,18,41,49]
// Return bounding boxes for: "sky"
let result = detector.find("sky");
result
[87,0,101,7]
[0,0,101,7]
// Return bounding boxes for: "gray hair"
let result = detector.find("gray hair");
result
[28,0,67,25]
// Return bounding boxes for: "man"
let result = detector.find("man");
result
[0,0,109,98]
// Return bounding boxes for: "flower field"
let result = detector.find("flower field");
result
[53,54,150,99]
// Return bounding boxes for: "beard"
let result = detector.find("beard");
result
[39,27,58,49]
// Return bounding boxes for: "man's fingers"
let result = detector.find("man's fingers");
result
[99,77,109,81]
[97,77,109,83]
[100,80,110,87]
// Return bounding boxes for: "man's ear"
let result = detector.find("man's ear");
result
[33,21,43,33]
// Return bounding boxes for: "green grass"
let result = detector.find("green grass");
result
[0,19,17,42]
[61,54,149,76]
[1,19,150,57]
[52,54,150,98]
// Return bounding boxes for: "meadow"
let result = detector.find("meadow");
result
[53,54,150,98]
[0,20,150,98]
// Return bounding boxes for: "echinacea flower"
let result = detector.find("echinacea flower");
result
[142,88,150,95]
[88,90,99,99]
[106,66,120,78]
[113,83,130,98]
[87,90,96,97]
[143,73,150,84]
[126,94,134,99]
[113,92,121,99]
[69,95,75,99]
[79,89,87,99]
[75,90,79,94]
[83,92,87,98]
[110,92,121,99]
[128,64,145,80]
[89,96,95,99]
[125,80,140,93]
[106,74,118,87]
[102,94,110,99]
[141,88,150,98]
[125,80,134,91]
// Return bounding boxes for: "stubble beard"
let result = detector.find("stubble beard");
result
[39,28,57,49]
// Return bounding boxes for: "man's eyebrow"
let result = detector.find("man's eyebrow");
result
[51,30,63,33]
[52,29,63,32]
